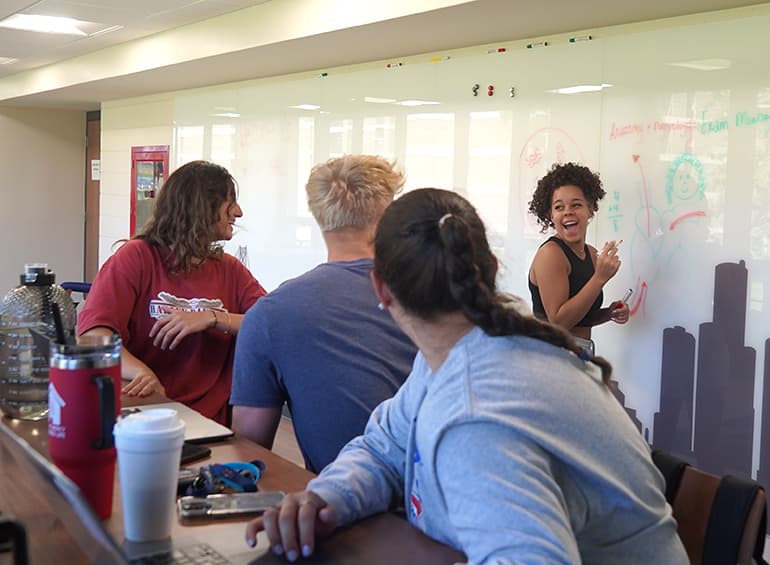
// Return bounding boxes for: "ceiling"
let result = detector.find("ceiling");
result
[0,0,271,74]
[0,0,767,110]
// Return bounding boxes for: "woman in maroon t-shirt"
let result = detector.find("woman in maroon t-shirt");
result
[78,161,266,424]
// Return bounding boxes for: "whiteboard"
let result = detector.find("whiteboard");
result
[169,8,770,484]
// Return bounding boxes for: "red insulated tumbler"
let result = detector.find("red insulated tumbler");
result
[47,334,121,519]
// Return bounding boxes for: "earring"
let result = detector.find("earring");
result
[377,302,385,311]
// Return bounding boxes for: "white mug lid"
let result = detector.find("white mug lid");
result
[114,408,185,438]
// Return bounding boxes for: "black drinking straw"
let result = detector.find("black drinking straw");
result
[51,303,67,345]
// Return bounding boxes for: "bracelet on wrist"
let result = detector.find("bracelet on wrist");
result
[210,309,231,334]
[222,311,231,335]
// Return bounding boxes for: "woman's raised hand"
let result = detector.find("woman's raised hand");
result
[595,240,622,283]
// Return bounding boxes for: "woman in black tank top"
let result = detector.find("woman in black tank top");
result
[527,163,629,343]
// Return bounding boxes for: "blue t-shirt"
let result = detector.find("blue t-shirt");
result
[231,259,417,473]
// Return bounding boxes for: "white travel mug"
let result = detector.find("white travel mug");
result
[114,408,185,542]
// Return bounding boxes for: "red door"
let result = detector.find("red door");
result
[130,146,169,236]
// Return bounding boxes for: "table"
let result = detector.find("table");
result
[0,395,465,564]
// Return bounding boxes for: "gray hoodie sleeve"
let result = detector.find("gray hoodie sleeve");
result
[435,421,581,564]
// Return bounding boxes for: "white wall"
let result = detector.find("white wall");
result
[99,95,174,264]
[0,107,85,293]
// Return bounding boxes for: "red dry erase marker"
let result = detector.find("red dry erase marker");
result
[612,288,633,310]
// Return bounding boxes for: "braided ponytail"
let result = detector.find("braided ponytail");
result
[374,188,612,384]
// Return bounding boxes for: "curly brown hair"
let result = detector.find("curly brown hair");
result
[528,162,605,233]
[135,160,236,274]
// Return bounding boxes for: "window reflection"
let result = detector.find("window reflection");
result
[175,126,204,167]
[329,119,353,159]
[405,113,454,191]
[211,124,236,171]
[467,110,512,238]
[363,117,395,159]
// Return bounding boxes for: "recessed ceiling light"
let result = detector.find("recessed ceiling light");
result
[0,57,18,65]
[289,104,320,111]
[88,25,123,37]
[667,58,731,71]
[546,83,613,94]
[0,14,88,35]
[398,100,440,107]
[363,97,397,104]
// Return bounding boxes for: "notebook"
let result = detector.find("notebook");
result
[0,423,273,564]
[120,401,234,443]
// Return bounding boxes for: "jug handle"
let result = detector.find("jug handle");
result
[91,374,115,450]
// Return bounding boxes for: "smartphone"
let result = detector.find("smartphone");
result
[177,491,285,520]
[180,442,212,465]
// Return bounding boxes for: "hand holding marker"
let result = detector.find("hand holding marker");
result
[612,288,633,311]
[606,240,631,312]
[610,286,632,325]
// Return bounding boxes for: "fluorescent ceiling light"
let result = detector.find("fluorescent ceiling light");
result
[398,100,440,107]
[0,57,18,65]
[0,14,88,35]
[289,104,320,111]
[667,58,731,71]
[210,112,240,118]
[364,96,397,104]
[546,83,613,94]
[88,25,123,37]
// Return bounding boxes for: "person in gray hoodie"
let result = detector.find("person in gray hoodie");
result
[244,188,688,565]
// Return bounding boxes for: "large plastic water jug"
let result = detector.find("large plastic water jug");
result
[0,264,76,420]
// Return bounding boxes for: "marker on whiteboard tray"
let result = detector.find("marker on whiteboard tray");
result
[430,56,451,62]
[386,62,403,69]
[569,35,593,43]
[526,41,548,49]
[487,47,507,54]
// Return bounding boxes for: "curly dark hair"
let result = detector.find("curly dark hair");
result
[528,162,605,233]
[135,160,236,274]
[374,188,612,384]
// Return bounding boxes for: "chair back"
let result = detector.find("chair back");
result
[652,450,767,565]
[60,282,91,298]
[60,282,92,316]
